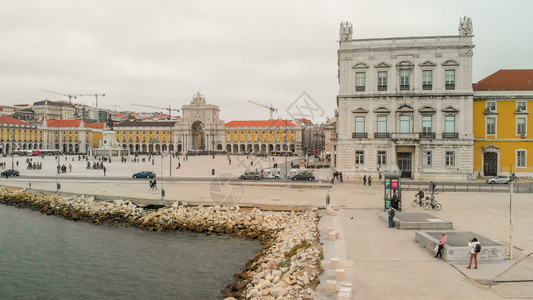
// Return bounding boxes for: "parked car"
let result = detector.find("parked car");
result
[292,171,315,181]
[239,171,261,180]
[486,175,511,184]
[132,171,156,179]
[1,169,19,177]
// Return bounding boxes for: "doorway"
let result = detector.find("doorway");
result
[397,152,412,178]
[483,152,498,177]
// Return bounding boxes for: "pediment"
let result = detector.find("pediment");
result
[396,60,414,69]
[374,62,391,68]
[418,106,436,114]
[396,104,414,113]
[419,60,436,67]
[442,60,459,66]
[442,106,459,113]
[373,106,391,114]
[482,144,500,151]
[352,62,369,69]
[351,107,368,113]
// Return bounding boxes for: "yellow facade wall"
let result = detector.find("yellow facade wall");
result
[473,99,533,175]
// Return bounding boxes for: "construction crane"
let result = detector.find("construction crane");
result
[103,105,120,112]
[248,100,278,120]
[131,104,180,120]
[74,93,105,120]
[41,89,77,103]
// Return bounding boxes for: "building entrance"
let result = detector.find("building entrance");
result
[397,152,412,178]
[483,152,498,177]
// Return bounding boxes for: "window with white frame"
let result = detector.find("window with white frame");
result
[445,70,455,90]
[355,116,365,133]
[356,72,366,92]
[422,150,432,166]
[486,102,496,111]
[486,117,496,135]
[422,116,432,134]
[399,115,410,133]
[517,150,526,168]
[445,151,455,167]
[400,70,410,90]
[517,101,527,112]
[445,116,455,133]
[377,71,387,91]
[517,117,526,135]
[422,70,433,90]
[355,150,364,165]
[377,116,387,133]
[377,150,387,165]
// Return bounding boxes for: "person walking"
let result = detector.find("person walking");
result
[363,175,367,186]
[388,206,395,227]
[339,172,343,183]
[149,179,154,190]
[435,232,447,259]
[152,179,158,191]
[466,238,480,269]
[103,166,106,176]
[368,175,372,186]
[68,163,72,172]
[391,190,399,209]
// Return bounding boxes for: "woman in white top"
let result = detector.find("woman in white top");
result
[466,237,479,269]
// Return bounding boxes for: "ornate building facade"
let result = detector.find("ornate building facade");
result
[336,18,475,179]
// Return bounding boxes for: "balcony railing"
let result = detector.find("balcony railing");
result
[391,133,419,140]
[442,132,458,139]
[419,132,435,138]
[352,132,368,138]
[377,85,387,91]
[374,132,390,138]
[400,85,410,91]
[445,84,455,90]
[422,84,432,90]
[356,86,365,92]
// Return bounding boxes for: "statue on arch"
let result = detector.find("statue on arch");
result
[191,91,206,105]
[339,21,353,41]
[458,16,473,35]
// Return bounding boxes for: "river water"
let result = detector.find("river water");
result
[0,205,261,299]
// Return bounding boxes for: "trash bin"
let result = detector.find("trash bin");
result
[57,183,61,190]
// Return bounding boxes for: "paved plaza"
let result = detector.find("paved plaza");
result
[1,155,532,299]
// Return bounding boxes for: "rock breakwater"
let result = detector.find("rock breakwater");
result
[0,188,322,299]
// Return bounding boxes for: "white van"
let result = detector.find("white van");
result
[262,168,281,179]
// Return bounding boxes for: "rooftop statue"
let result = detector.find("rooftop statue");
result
[339,21,353,41]
[458,16,473,36]
[191,91,206,105]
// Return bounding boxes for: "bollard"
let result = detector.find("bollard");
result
[29,183,31,189]
[326,194,330,205]
[57,183,61,190]
[212,169,215,176]
[161,189,165,197]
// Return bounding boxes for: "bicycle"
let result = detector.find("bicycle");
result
[510,173,519,183]
[423,198,442,211]
[411,194,427,207]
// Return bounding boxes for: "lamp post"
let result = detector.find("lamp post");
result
[285,120,288,185]
[11,131,15,170]
[160,151,164,204]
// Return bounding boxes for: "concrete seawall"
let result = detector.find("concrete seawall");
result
[0,187,323,299]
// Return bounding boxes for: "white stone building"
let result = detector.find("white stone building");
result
[336,19,475,179]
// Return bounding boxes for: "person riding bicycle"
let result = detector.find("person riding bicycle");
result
[415,189,425,206]
[429,192,436,209]
[429,181,436,193]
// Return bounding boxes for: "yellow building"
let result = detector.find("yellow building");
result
[473,70,533,177]
[224,120,301,154]
[0,115,44,154]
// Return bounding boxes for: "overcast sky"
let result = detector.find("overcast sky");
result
[0,0,531,123]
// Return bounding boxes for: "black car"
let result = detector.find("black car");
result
[132,171,156,179]
[292,172,315,181]
[1,169,20,177]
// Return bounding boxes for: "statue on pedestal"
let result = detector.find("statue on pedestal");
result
[339,21,353,41]
[458,16,473,36]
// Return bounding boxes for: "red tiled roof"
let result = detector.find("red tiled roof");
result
[297,118,312,123]
[474,70,533,91]
[0,115,30,125]
[46,119,83,128]
[225,120,296,127]
[85,123,105,129]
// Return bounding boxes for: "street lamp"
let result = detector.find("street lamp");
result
[285,120,288,185]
